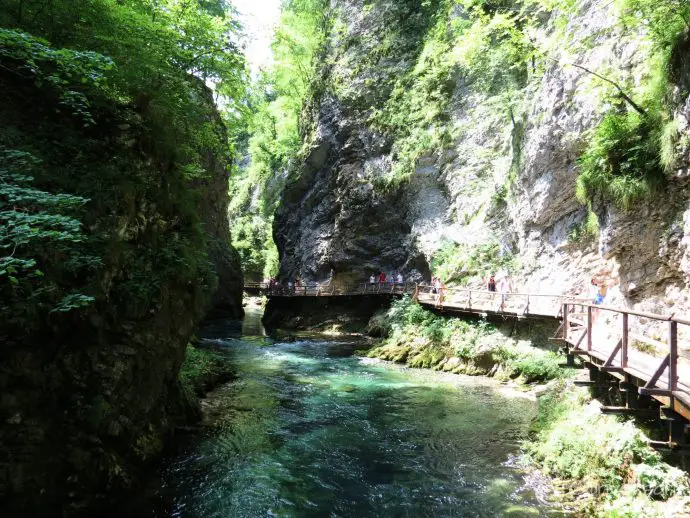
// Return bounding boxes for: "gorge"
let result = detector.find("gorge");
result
[3,0,690,516]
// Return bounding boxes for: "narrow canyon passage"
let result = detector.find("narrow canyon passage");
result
[123,307,560,517]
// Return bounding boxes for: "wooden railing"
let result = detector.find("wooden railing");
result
[244,281,417,297]
[414,284,591,318]
[561,301,690,403]
[246,282,590,318]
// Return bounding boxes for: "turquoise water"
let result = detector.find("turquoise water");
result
[140,313,558,517]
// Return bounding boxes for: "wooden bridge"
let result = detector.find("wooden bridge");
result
[246,281,690,448]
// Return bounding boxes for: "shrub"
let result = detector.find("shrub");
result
[367,298,563,382]
[179,344,228,397]
[576,111,666,211]
[431,240,517,284]
[527,381,690,504]
[634,463,690,499]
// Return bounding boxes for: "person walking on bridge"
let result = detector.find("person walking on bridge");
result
[498,276,511,311]
[434,280,447,308]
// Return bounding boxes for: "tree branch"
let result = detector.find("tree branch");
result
[561,59,647,117]
[530,39,648,118]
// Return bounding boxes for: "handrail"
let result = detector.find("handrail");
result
[559,300,690,404]
[245,281,687,326]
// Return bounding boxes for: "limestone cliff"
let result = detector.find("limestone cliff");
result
[0,68,242,515]
[274,0,690,319]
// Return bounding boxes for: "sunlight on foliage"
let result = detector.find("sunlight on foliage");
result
[575,0,690,210]
[431,240,517,284]
[527,380,690,511]
[228,0,329,280]
[368,297,563,382]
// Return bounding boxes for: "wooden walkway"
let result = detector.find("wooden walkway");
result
[248,281,690,446]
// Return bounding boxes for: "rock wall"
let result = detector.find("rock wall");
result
[263,294,395,331]
[0,73,242,515]
[274,0,690,323]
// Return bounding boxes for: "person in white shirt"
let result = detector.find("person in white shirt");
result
[498,276,511,311]
[396,273,403,284]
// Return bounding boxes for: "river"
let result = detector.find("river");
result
[129,305,560,517]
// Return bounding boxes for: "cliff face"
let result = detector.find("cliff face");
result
[0,69,242,515]
[275,0,690,316]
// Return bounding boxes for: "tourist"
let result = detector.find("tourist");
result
[435,280,447,308]
[589,277,603,326]
[590,277,602,305]
[488,275,496,292]
[369,274,376,285]
[389,272,395,284]
[379,271,386,284]
[597,281,609,305]
[498,276,511,311]
[397,272,403,284]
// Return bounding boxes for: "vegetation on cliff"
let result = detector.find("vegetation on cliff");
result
[179,343,234,413]
[228,0,329,280]
[0,0,245,338]
[576,0,690,211]
[367,297,563,382]
[0,1,246,514]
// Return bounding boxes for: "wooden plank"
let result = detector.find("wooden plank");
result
[670,321,678,392]
[587,306,592,351]
[622,313,628,368]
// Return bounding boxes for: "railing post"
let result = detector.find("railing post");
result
[621,313,628,368]
[587,305,592,351]
[563,303,568,342]
[525,294,530,315]
[669,320,678,391]
[467,290,472,309]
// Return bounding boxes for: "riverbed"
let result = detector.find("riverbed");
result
[129,306,560,517]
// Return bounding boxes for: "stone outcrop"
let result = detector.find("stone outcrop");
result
[0,72,242,515]
[274,0,690,325]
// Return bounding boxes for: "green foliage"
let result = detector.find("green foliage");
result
[619,0,690,53]
[431,240,516,283]
[576,0,690,210]
[0,148,96,322]
[179,343,227,397]
[527,380,690,507]
[368,297,562,382]
[568,207,600,243]
[366,0,455,184]
[0,2,246,338]
[634,463,690,499]
[229,0,329,279]
[369,0,572,186]
[0,28,114,124]
[1,0,246,173]
[576,111,666,210]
